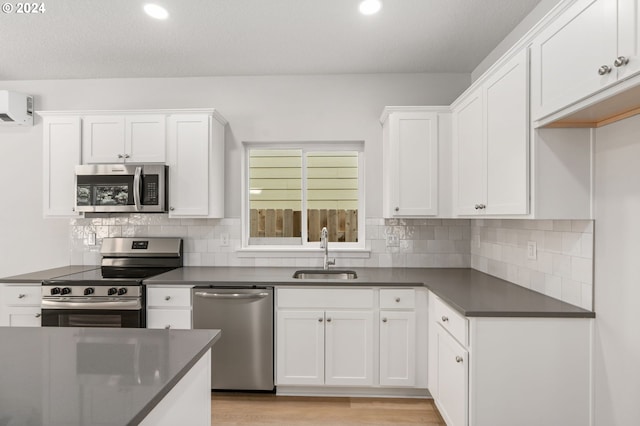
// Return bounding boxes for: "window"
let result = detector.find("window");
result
[244,142,364,249]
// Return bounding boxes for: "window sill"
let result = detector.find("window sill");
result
[236,247,371,259]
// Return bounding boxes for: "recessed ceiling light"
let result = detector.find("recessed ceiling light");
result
[144,4,169,20]
[359,0,382,15]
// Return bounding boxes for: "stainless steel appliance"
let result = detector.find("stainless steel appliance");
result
[75,164,167,213]
[42,237,183,328]
[192,287,274,391]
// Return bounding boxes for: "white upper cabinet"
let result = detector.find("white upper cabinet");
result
[42,116,82,218]
[531,0,640,121]
[82,115,165,164]
[381,107,445,218]
[453,49,529,216]
[166,112,226,218]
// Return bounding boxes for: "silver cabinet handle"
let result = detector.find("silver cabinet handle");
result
[318,318,323,322]
[395,207,399,212]
[35,313,41,318]
[614,56,629,67]
[124,154,130,159]
[18,294,26,299]
[441,315,449,322]
[165,325,171,329]
[598,65,612,75]
[326,318,332,322]
[395,297,400,303]
[169,207,175,211]
[165,296,171,301]
[382,318,388,323]
[474,204,486,210]
[455,356,464,363]
[117,154,123,159]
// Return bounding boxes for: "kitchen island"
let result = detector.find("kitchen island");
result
[0,327,220,426]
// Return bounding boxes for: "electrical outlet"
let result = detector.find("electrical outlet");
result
[87,232,96,246]
[220,233,230,247]
[527,241,537,260]
[386,234,400,248]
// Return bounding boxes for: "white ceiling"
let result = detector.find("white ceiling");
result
[0,0,542,80]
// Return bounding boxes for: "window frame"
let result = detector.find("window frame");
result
[241,141,366,252]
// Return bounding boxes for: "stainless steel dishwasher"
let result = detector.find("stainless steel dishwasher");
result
[192,287,274,391]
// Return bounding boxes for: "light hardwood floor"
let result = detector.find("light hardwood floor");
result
[211,393,446,426]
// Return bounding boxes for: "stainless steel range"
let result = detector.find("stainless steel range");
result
[41,237,183,328]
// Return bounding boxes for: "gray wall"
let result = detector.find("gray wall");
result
[0,73,469,276]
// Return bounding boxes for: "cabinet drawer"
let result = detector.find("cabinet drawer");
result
[277,288,374,309]
[379,289,415,309]
[146,287,191,307]
[1,285,41,306]
[147,309,191,329]
[433,296,468,347]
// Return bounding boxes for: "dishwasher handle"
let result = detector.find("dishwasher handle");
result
[194,291,270,300]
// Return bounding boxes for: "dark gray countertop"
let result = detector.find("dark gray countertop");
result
[0,327,220,426]
[146,266,595,318]
[0,265,99,283]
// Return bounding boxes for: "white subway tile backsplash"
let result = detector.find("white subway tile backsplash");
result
[471,219,594,310]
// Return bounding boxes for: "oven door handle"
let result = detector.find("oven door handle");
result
[42,298,142,310]
[194,291,270,300]
[133,166,142,211]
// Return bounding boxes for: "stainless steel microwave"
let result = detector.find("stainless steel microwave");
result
[75,164,167,213]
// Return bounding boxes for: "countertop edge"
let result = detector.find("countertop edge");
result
[128,330,222,425]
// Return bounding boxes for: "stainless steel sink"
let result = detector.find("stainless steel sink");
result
[292,269,358,280]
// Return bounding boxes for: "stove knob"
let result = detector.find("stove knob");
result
[118,288,128,295]
[84,287,95,296]
[50,287,61,295]
[108,287,118,296]
[60,287,72,295]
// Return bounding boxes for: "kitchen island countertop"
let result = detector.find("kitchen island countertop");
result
[0,327,220,426]
[0,265,99,283]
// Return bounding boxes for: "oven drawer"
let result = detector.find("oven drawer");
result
[147,287,191,308]
[147,309,191,329]
[1,285,41,307]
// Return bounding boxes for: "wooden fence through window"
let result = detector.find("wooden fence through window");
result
[249,209,358,242]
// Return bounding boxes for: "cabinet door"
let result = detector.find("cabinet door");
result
[388,112,438,216]
[484,49,529,215]
[276,310,325,385]
[4,307,42,327]
[435,324,468,426]
[531,0,617,120]
[453,89,485,215]
[125,115,166,163]
[42,116,81,217]
[324,310,374,386]
[167,114,210,217]
[379,310,416,387]
[618,0,640,79]
[82,116,126,163]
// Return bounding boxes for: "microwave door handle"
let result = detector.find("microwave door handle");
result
[133,166,142,211]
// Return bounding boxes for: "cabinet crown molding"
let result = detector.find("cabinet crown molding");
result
[36,108,228,126]
[379,106,450,124]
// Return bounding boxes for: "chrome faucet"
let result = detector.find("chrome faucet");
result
[320,227,336,270]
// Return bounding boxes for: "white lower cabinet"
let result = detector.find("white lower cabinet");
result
[275,287,426,394]
[146,286,192,329]
[0,284,42,327]
[428,292,593,426]
[276,308,374,387]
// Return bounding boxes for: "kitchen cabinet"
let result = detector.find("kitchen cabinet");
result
[42,115,81,218]
[82,115,166,164]
[276,288,374,387]
[146,286,191,329]
[0,284,42,327]
[166,112,226,218]
[453,48,529,216]
[379,289,416,387]
[428,292,593,426]
[531,0,640,121]
[381,107,443,217]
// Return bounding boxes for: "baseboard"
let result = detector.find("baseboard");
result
[275,386,431,399]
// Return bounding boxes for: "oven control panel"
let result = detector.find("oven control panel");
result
[42,285,142,298]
